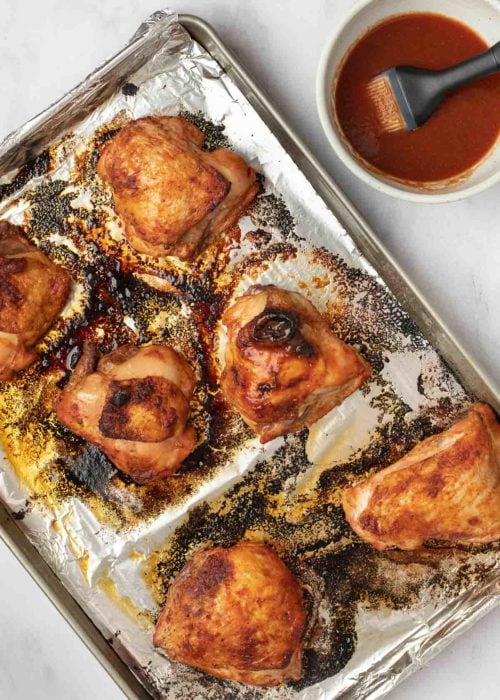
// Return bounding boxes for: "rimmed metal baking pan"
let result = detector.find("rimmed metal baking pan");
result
[0,11,498,700]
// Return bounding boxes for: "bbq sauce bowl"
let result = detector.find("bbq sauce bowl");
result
[316,0,500,202]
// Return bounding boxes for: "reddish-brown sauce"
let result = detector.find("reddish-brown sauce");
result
[334,13,500,185]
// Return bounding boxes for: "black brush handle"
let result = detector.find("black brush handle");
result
[439,41,500,92]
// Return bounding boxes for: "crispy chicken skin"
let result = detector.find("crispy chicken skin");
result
[220,285,371,442]
[0,221,71,381]
[56,344,197,483]
[97,116,259,259]
[153,542,306,687]
[343,404,500,551]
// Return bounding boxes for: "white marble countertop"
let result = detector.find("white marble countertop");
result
[0,0,498,698]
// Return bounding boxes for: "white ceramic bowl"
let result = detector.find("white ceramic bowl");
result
[316,0,500,202]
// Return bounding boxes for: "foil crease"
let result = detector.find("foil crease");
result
[0,9,498,700]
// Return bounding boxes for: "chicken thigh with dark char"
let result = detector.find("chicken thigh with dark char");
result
[56,343,197,483]
[0,221,71,381]
[97,116,259,259]
[221,285,371,442]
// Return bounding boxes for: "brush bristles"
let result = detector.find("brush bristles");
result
[367,74,406,133]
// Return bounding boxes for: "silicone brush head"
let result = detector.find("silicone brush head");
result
[367,68,418,132]
[367,42,500,133]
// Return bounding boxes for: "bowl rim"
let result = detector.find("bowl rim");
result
[315,0,500,203]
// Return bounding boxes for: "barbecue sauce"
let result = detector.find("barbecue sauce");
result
[334,13,500,186]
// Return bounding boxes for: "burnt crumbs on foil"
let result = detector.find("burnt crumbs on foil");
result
[0,86,493,700]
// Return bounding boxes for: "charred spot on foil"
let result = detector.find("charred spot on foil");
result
[11,501,31,521]
[11,510,26,520]
[61,445,116,496]
[417,371,426,395]
[358,342,385,374]
[234,241,299,279]
[28,179,87,238]
[255,171,266,190]
[179,110,230,151]
[245,228,272,247]
[249,192,299,241]
[0,150,52,201]
[122,82,139,96]
[94,127,122,147]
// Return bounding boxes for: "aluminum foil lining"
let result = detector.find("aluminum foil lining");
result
[0,9,498,700]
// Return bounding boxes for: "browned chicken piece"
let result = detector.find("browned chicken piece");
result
[0,221,71,381]
[220,285,371,443]
[97,116,259,259]
[343,403,500,551]
[56,344,197,483]
[153,542,306,687]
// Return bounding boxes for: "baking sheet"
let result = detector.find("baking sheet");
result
[0,9,498,699]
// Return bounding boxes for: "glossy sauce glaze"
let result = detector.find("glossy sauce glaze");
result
[334,13,500,185]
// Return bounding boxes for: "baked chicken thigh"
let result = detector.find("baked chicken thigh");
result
[153,542,306,687]
[220,285,371,442]
[56,344,197,483]
[343,403,500,550]
[0,221,71,381]
[97,116,259,259]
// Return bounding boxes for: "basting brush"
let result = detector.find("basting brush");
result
[368,41,500,132]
